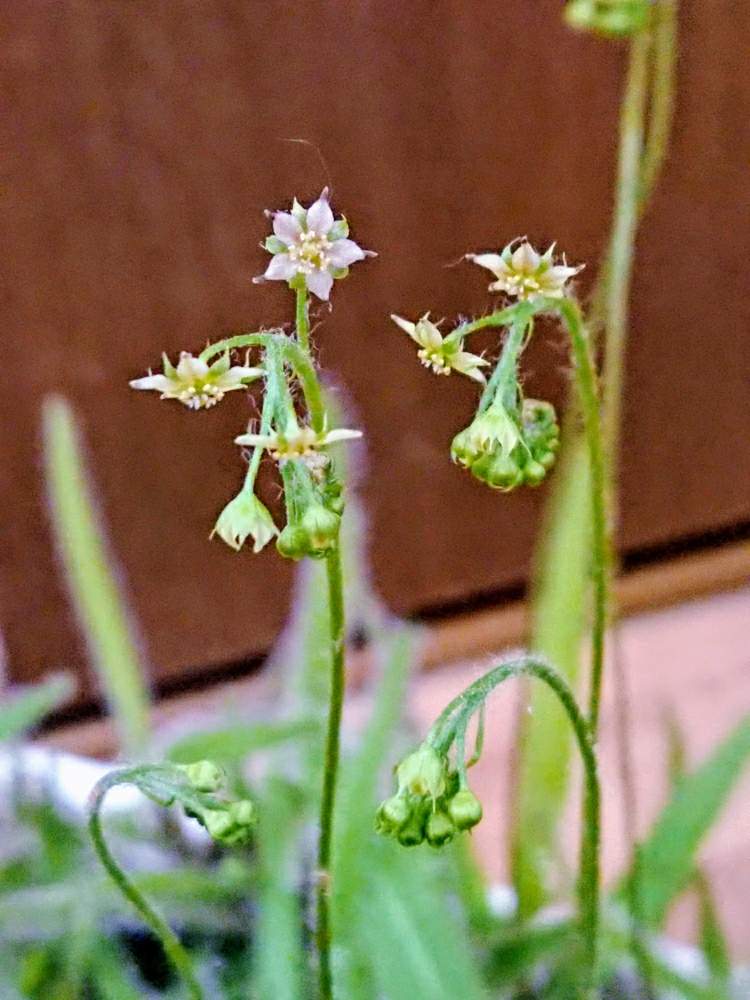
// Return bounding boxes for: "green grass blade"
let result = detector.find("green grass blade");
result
[42,396,151,757]
[620,713,750,928]
[0,675,74,743]
[512,437,591,916]
[166,717,318,764]
[694,870,732,990]
[252,777,306,1000]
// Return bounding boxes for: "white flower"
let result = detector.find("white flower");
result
[130,352,262,410]
[391,314,488,383]
[235,419,362,461]
[257,188,374,300]
[468,239,583,301]
[211,491,278,553]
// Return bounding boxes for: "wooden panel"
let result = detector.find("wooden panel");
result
[1,1,749,687]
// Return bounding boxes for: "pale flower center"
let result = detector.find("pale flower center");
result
[288,230,333,273]
[270,426,320,460]
[177,379,224,410]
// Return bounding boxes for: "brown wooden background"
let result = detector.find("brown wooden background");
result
[1,1,749,693]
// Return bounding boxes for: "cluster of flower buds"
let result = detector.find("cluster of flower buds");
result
[564,0,650,36]
[171,760,257,847]
[452,397,560,491]
[375,744,483,849]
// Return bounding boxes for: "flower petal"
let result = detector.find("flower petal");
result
[511,242,540,271]
[272,212,301,245]
[306,269,334,300]
[467,253,505,276]
[328,238,366,268]
[176,353,209,381]
[322,428,363,445]
[306,191,334,235]
[130,374,172,392]
[391,314,417,338]
[234,432,276,448]
[264,253,297,281]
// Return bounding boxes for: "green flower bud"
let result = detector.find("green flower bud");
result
[396,745,446,801]
[276,523,310,560]
[177,760,225,793]
[451,403,521,468]
[396,810,427,847]
[202,799,256,847]
[564,0,649,37]
[471,449,525,491]
[522,459,547,487]
[300,504,340,554]
[425,809,455,848]
[376,794,412,834]
[447,789,483,831]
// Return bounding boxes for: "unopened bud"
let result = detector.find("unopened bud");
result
[177,760,225,793]
[425,810,455,848]
[447,789,483,831]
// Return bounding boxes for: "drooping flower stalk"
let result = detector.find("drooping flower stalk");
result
[377,654,600,994]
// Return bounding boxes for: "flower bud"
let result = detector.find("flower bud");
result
[447,789,483,831]
[396,745,447,801]
[276,523,310,560]
[522,459,547,487]
[396,810,427,847]
[202,799,256,847]
[177,760,225,793]
[564,0,649,37]
[425,810,455,848]
[300,504,340,554]
[470,449,525,491]
[376,794,412,834]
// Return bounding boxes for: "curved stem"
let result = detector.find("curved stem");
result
[427,655,600,993]
[640,1,678,210]
[200,332,326,432]
[88,772,203,1000]
[558,299,610,737]
[316,543,346,1000]
[296,285,311,354]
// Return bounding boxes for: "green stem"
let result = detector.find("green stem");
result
[427,655,600,993]
[640,1,678,209]
[88,772,203,1000]
[601,27,651,494]
[201,332,326,432]
[296,285,311,354]
[316,543,347,1000]
[558,299,609,737]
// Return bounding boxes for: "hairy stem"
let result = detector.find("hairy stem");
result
[200,332,325,432]
[88,772,203,1000]
[558,299,609,737]
[316,543,347,1000]
[427,655,600,994]
[296,285,311,354]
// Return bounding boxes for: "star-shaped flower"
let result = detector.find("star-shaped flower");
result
[257,188,374,301]
[130,352,262,410]
[211,491,278,553]
[391,314,488,382]
[468,239,583,302]
[235,419,362,461]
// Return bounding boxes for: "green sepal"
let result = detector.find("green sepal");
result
[329,216,349,240]
[264,235,287,254]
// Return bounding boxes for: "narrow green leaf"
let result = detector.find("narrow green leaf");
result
[42,396,151,757]
[694,870,732,990]
[252,777,306,1000]
[512,436,591,916]
[166,717,318,764]
[0,675,74,743]
[621,713,750,927]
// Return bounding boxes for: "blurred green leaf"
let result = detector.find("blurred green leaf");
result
[42,396,151,757]
[166,717,318,764]
[512,436,591,917]
[694,870,732,991]
[0,675,74,743]
[621,713,750,927]
[252,777,306,1000]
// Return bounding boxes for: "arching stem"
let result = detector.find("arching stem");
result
[88,771,203,1000]
[427,655,600,996]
